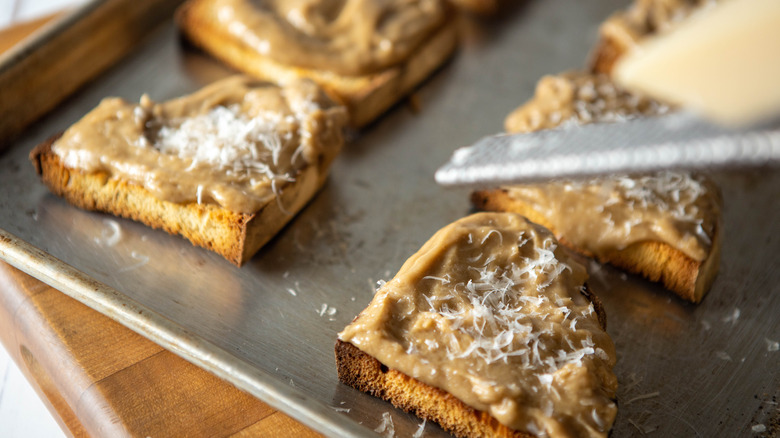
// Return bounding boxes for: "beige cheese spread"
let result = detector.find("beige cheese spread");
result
[503,72,718,262]
[600,0,719,51]
[505,172,718,262]
[52,76,347,214]
[339,213,618,437]
[505,72,670,134]
[209,0,448,76]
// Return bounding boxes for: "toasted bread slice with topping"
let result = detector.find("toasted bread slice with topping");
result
[31,77,347,266]
[479,71,721,302]
[338,212,617,437]
[176,0,458,128]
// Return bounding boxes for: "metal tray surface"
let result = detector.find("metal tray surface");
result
[1,1,779,436]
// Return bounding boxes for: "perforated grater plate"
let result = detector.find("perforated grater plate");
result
[435,113,780,187]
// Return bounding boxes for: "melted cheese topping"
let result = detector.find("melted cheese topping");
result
[339,213,618,437]
[53,76,347,214]
[207,0,448,75]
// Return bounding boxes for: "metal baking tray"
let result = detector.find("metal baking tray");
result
[1,1,778,436]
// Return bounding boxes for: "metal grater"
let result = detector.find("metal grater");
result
[434,113,780,187]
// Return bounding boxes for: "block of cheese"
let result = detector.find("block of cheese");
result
[614,0,780,126]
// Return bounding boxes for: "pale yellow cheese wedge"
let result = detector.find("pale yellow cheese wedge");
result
[615,0,780,126]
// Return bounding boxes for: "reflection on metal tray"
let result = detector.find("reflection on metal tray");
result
[1,0,778,436]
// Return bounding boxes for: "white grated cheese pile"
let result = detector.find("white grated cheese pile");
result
[557,170,710,238]
[155,105,297,186]
[52,76,347,214]
[612,171,710,242]
[420,236,604,371]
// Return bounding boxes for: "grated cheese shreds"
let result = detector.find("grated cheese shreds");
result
[156,105,291,179]
[505,71,670,135]
[94,219,122,247]
[339,213,617,437]
[374,412,395,438]
[723,308,741,325]
[52,76,347,214]
[412,419,427,438]
[506,170,718,262]
[752,424,767,433]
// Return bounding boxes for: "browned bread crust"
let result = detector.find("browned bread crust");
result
[589,35,627,75]
[588,4,645,75]
[336,340,531,438]
[31,134,335,266]
[471,188,722,303]
[175,0,458,128]
[336,286,607,438]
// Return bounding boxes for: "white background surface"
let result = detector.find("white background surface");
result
[1,3,86,437]
[0,346,65,437]
[0,0,84,28]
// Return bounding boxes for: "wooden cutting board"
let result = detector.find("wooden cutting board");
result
[0,17,321,438]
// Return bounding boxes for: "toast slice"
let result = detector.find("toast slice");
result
[31,76,347,266]
[481,71,721,302]
[338,212,617,438]
[471,183,722,303]
[175,0,458,128]
[590,0,717,75]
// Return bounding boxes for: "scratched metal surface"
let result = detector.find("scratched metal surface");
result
[0,1,779,436]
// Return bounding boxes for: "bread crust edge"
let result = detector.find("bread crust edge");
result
[175,0,459,128]
[30,134,334,266]
[470,188,721,302]
[335,340,532,438]
[335,284,606,438]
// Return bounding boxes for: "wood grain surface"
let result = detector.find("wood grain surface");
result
[0,11,322,438]
[0,0,183,149]
[0,262,322,437]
